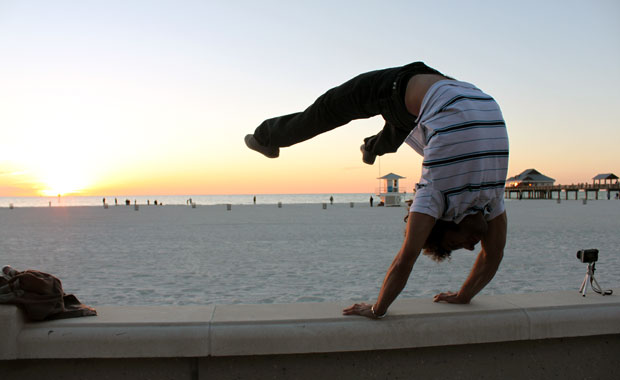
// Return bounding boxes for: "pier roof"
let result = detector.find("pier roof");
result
[507,169,555,183]
[592,173,618,180]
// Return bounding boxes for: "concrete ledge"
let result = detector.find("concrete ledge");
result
[0,306,24,360]
[502,292,620,339]
[12,306,214,359]
[1,290,619,361]
[210,298,531,355]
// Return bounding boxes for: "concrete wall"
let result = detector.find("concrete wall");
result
[1,290,619,379]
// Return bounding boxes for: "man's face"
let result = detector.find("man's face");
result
[441,227,482,251]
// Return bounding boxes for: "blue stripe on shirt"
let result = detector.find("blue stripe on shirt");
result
[425,107,503,125]
[437,95,496,113]
[423,150,509,168]
[426,120,506,144]
[424,136,509,152]
[430,167,509,182]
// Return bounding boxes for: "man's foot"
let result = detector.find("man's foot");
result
[245,134,279,158]
[360,144,376,165]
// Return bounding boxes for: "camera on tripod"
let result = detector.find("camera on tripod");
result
[577,248,612,297]
[576,249,598,263]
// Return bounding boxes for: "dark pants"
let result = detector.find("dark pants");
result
[253,62,444,156]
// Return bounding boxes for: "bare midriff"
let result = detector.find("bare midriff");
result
[404,74,453,117]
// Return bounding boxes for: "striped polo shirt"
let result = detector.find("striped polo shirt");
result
[406,80,509,223]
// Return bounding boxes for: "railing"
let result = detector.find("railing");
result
[506,183,620,191]
[375,187,408,194]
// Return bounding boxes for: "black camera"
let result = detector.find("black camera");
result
[576,249,598,263]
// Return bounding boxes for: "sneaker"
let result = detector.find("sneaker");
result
[245,134,279,158]
[360,144,376,165]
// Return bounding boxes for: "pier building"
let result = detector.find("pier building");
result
[505,171,620,200]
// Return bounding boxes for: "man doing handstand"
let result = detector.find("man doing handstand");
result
[245,61,509,319]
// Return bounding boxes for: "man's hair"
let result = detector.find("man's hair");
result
[422,219,457,262]
[421,212,488,262]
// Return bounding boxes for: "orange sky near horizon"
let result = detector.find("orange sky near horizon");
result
[1,128,614,198]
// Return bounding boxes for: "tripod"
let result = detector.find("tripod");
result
[579,262,613,297]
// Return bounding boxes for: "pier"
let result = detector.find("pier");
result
[505,183,620,200]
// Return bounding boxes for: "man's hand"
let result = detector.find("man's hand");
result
[433,291,470,304]
[342,302,379,319]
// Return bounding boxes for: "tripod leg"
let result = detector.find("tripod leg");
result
[580,273,590,297]
[579,276,586,294]
[590,276,604,295]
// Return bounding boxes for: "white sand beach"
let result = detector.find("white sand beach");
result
[1,200,619,306]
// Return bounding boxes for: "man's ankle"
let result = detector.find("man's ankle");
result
[245,134,280,158]
[360,144,376,165]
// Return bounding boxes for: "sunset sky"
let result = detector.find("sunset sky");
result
[1,0,619,197]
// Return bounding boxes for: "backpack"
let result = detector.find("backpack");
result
[0,267,96,321]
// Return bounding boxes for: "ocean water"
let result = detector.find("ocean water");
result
[1,198,619,306]
[1,193,379,208]
[2,189,617,208]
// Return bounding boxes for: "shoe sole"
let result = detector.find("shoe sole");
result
[360,144,376,165]
[245,135,279,158]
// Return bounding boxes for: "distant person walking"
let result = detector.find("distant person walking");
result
[245,61,509,319]
[329,196,334,205]
[369,196,373,207]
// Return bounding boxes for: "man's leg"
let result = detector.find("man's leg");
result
[362,62,446,158]
[249,67,398,152]
[363,120,412,157]
[247,61,444,161]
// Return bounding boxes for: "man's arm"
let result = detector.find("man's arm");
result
[434,211,507,304]
[343,212,436,318]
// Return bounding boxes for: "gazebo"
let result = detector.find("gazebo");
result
[506,169,555,187]
[592,173,618,185]
[377,173,405,206]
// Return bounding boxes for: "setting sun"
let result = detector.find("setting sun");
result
[34,162,94,197]
[39,176,88,197]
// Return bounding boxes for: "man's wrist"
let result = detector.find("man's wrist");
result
[456,291,472,303]
[371,304,387,319]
